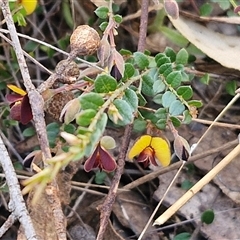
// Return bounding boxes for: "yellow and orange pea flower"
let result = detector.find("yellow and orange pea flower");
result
[17,0,38,15]
[84,143,117,172]
[6,84,33,125]
[128,135,171,168]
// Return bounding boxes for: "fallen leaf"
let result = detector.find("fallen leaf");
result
[169,15,240,70]
[155,170,240,240]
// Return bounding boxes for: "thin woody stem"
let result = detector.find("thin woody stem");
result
[97,0,150,239]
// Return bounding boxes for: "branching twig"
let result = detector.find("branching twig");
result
[0,136,37,239]
[0,213,16,238]
[0,1,66,239]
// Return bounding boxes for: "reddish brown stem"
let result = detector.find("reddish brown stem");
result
[96,1,150,239]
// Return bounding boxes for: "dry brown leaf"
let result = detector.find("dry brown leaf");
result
[155,170,240,240]
[169,16,240,70]
[113,191,159,240]
[189,125,240,204]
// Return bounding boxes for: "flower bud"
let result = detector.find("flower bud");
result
[164,0,179,19]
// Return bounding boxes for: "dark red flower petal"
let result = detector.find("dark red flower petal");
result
[98,146,117,172]
[10,102,21,122]
[6,94,23,104]
[20,95,33,124]
[84,145,100,172]
[137,147,158,167]
[110,64,122,81]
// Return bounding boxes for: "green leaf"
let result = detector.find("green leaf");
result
[123,63,135,79]
[96,112,108,132]
[187,100,203,108]
[173,232,191,240]
[47,122,60,148]
[162,91,176,108]
[76,109,97,127]
[159,63,172,76]
[133,118,147,132]
[181,179,194,190]
[155,119,167,130]
[58,35,70,51]
[200,3,213,16]
[156,56,171,67]
[62,0,74,28]
[170,116,181,127]
[176,48,189,65]
[137,92,147,106]
[169,100,185,116]
[84,113,108,156]
[166,71,182,88]
[94,6,109,19]
[155,53,166,63]
[181,71,191,82]
[225,80,237,96]
[133,52,149,70]
[123,88,138,112]
[175,64,184,71]
[155,108,168,119]
[211,0,230,10]
[153,79,165,94]
[201,209,215,224]
[182,110,192,124]
[79,92,104,110]
[164,47,176,62]
[63,124,76,134]
[94,74,117,93]
[24,41,38,52]
[142,74,154,96]
[22,127,35,137]
[119,49,132,56]
[200,73,210,85]
[177,86,193,100]
[95,171,107,184]
[111,99,133,126]
[153,94,163,105]
[113,14,122,23]
[99,22,108,31]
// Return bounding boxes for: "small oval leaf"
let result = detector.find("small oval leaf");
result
[94,74,117,93]
[142,74,154,96]
[133,52,149,70]
[123,88,138,112]
[123,63,135,79]
[79,92,104,110]
[177,86,193,100]
[94,6,109,19]
[169,100,185,116]
[76,109,97,127]
[201,209,215,224]
[176,48,189,65]
[164,47,176,62]
[166,71,182,88]
[162,91,176,108]
[111,99,133,126]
